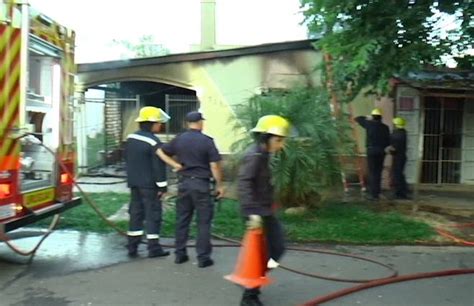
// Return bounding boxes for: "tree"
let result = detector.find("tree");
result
[112,35,170,59]
[231,87,352,208]
[301,0,473,98]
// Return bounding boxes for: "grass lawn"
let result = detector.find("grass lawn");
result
[33,193,435,244]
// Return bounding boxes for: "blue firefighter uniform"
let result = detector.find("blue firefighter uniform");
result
[236,115,290,306]
[391,127,409,198]
[125,130,169,257]
[355,115,390,200]
[161,118,221,267]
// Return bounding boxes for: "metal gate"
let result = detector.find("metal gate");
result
[421,96,464,184]
[165,94,199,135]
[78,94,139,170]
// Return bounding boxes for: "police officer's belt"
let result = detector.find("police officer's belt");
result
[178,174,210,181]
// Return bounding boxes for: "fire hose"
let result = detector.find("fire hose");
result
[1,134,473,304]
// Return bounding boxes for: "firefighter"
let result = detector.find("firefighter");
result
[389,117,410,199]
[355,108,390,201]
[237,115,290,306]
[157,111,224,268]
[125,106,171,258]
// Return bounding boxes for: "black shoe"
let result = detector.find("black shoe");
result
[128,250,138,258]
[198,258,214,268]
[366,195,379,201]
[240,295,263,306]
[395,194,411,200]
[148,249,170,258]
[175,255,189,264]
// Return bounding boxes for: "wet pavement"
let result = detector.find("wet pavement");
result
[1,230,473,306]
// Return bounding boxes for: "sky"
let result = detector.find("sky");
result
[28,0,308,63]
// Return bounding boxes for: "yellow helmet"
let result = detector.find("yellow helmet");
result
[393,117,406,128]
[135,106,170,123]
[251,115,290,137]
[371,108,382,116]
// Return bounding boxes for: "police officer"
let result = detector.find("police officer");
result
[157,111,224,268]
[389,117,409,199]
[355,108,390,200]
[238,115,290,306]
[125,106,171,258]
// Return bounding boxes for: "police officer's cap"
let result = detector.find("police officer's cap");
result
[185,111,205,122]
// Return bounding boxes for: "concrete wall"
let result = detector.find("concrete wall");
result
[77,49,323,153]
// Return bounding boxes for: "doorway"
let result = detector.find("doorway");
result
[421,96,464,184]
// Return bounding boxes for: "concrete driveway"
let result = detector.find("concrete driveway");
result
[1,230,473,306]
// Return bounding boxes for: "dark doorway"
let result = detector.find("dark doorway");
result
[421,96,464,183]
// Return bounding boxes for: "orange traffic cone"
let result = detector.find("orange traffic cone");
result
[224,228,272,288]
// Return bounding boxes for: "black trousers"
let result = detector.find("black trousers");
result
[392,155,408,197]
[175,177,214,262]
[243,215,285,297]
[128,187,163,251]
[367,152,385,198]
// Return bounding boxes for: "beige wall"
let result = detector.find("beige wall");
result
[78,49,323,153]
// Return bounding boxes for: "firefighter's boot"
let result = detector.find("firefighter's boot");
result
[148,239,170,258]
[240,289,263,306]
[127,236,142,258]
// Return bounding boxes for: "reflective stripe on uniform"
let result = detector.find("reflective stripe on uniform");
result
[127,134,157,146]
[127,230,144,236]
[146,234,160,239]
[156,181,168,187]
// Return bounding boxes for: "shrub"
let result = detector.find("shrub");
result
[232,87,352,208]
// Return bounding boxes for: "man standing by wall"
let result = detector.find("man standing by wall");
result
[125,106,171,258]
[158,111,224,268]
[355,108,390,201]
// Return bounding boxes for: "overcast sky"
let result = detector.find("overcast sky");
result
[29,0,308,63]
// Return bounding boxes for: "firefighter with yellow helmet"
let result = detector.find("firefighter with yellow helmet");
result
[237,115,290,306]
[355,108,391,200]
[125,106,171,258]
[389,117,410,199]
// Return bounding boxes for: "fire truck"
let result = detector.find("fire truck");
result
[0,1,81,236]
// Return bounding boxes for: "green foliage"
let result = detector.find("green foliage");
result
[232,87,352,208]
[301,0,473,95]
[112,35,170,59]
[33,196,435,244]
[31,192,130,233]
[281,201,435,243]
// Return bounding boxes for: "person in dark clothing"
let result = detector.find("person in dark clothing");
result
[237,115,290,306]
[125,106,171,258]
[158,111,224,268]
[389,117,409,199]
[355,108,390,200]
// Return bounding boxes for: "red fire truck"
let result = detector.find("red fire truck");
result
[0,1,81,236]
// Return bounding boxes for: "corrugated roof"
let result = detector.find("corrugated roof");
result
[396,70,474,91]
[78,39,317,73]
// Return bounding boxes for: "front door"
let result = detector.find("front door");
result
[421,96,464,184]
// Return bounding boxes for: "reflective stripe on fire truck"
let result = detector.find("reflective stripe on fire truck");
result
[23,187,55,209]
[0,24,21,171]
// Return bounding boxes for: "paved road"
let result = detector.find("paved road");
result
[1,230,473,306]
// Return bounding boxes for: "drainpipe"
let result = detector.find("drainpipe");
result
[201,0,216,51]
[74,84,87,175]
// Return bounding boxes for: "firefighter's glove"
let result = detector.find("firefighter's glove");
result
[246,215,263,230]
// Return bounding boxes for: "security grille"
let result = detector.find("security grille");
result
[421,96,464,184]
[165,94,199,134]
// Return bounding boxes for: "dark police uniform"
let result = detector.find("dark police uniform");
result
[125,130,168,257]
[390,127,408,198]
[161,128,221,264]
[237,144,285,300]
[355,116,390,199]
